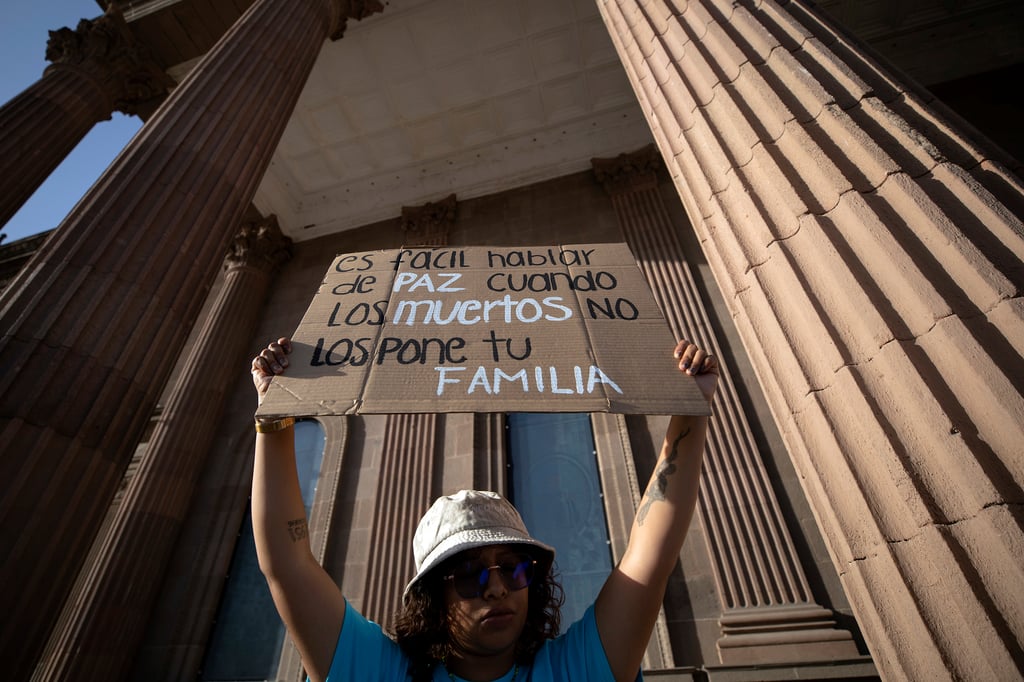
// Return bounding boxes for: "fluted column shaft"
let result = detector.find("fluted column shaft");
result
[364,413,439,626]
[0,70,108,229]
[34,219,290,682]
[594,148,857,663]
[598,0,1024,678]
[361,196,457,626]
[0,1,379,677]
[0,9,169,228]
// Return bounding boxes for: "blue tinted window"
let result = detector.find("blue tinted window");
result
[508,413,613,627]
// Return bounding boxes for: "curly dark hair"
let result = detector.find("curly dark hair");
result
[389,549,564,682]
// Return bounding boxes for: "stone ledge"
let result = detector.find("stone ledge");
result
[644,656,878,680]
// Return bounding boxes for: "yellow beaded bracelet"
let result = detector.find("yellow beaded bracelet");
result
[254,416,295,433]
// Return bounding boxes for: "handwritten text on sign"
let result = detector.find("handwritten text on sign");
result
[255,243,711,417]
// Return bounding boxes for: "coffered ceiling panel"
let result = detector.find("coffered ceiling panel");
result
[249,0,654,240]
[494,90,546,134]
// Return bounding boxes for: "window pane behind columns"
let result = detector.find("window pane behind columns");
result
[508,413,613,627]
[201,420,326,681]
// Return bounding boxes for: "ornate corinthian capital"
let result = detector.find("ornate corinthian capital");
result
[45,7,173,116]
[591,144,662,196]
[224,216,292,273]
[401,194,457,247]
[327,0,385,40]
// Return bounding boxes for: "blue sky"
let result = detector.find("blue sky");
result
[1,1,142,244]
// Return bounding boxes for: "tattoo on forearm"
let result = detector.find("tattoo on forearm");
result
[287,518,308,542]
[636,427,690,525]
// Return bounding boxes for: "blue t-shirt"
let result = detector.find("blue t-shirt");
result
[325,600,640,681]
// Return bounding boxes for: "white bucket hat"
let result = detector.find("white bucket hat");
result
[403,490,555,601]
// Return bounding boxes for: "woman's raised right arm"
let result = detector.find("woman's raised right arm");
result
[251,338,345,682]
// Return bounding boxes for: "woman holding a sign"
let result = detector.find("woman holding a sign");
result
[251,337,719,682]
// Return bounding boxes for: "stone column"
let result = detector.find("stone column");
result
[362,412,440,626]
[34,218,290,682]
[361,196,458,625]
[0,1,382,677]
[594,146,858,663]
[0,8,170,228]
[597,0,1024,678]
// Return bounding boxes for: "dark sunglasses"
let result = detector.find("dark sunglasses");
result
[444,554,537,600]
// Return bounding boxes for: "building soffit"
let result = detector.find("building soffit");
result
[108,0,1023,242]
[108,0,654,242]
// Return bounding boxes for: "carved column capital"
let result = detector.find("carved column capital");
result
[45,7,172,116]
[401,194,457,247]
[224,216,292,273]
[591,144,662,196]
[326,0,385,41]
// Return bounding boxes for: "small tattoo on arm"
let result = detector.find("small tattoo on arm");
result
[287,518,308,542]
[636,427,690,525]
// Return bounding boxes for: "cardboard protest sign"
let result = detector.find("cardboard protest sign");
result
[256,243,711,417]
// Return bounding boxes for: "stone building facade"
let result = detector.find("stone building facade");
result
[1,1,1021,680]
